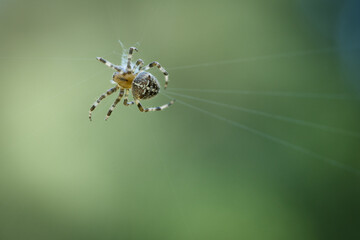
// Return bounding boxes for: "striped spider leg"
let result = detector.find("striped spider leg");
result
[96,57,123,73]
[131,72,175,113]
[123,89,135,106]
[135,99,175,112]
[143,61,169,89]
[105,88,125,120]
[134,59,144,72]
[89,85,119,121]
[127,47,138,72]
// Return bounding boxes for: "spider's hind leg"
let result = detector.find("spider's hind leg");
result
[135,99,175,112]
[89,85,119,121]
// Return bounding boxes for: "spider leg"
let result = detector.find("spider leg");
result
[123,89,135,106]
[89,85,119,121]
[127,47,138,73]
[143,61,169,89]
[96,57,123,73]
[135,99,175,112]
[134,59,144,72]
[105,88,125,120]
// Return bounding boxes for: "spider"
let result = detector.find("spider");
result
[89,47,175,121]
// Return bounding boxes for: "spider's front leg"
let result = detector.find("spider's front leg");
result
[96,57,123,73]
[105,88,125,120]
[134,59,144,72]
[135,99,175,112]
[144,61,169,89]
[127,47,138,73]
[89,85,119,121]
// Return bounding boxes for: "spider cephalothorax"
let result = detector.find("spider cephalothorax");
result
[89,47,175,120]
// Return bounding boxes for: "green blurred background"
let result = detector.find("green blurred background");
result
[0,0,360,239]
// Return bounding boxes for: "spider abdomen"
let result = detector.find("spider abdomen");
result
[132,71,160,100]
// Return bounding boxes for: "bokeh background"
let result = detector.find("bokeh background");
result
[0,0,359,239]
